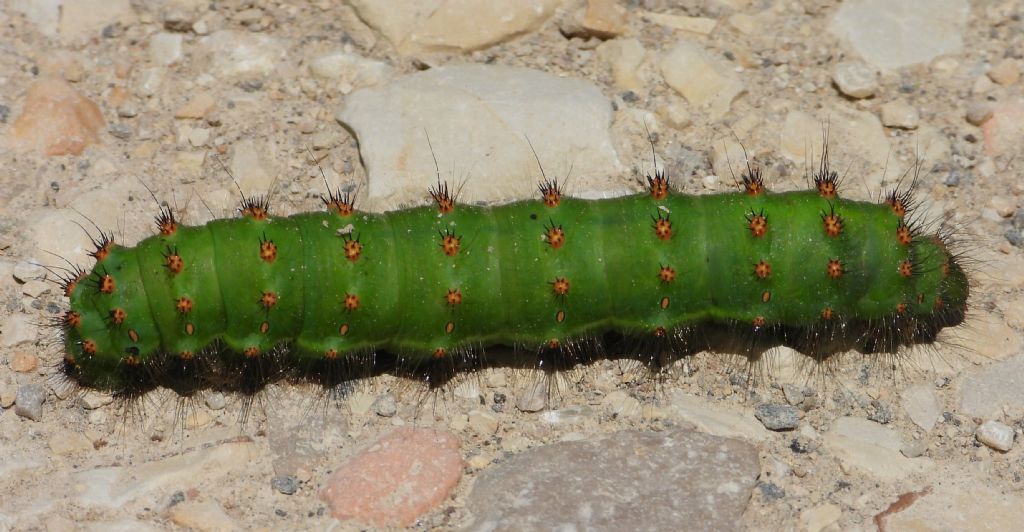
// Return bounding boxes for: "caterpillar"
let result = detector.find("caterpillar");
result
[53,151,969,399]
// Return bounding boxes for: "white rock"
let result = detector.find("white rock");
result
[778,106,890,192]
[135,67,165,97]
[75,440,257,508]
[48,432,94,455]
[167,500,240,532]
[309,51,393,91]
[150,32,184,66]
[643,12,717,34]
[881,100,920,129]
[900,384,940,431]
[976,421,1014,451]
[200,30,281,78]
[670,390,769,442]
[516,380,547,412]
[348,0,560,55]
[1,314,37,347]
[13,260,44,282]
[229,139,275,196]
[987,58,1020,85]
[188,127,210,147]
[960,354,1024,418]
[954,311,1022,363]
[602,390,640,418]
[830,0,969,70]
[660,41,745,119]
[597,38,646,92]
[800,503,841,532]
[337,65,622,211]
[9,0,61,37]
[823,417,933,480]
[832,60,877,98]
[468,409,499,434]
[57,0,135,39]
[659,101,692,130]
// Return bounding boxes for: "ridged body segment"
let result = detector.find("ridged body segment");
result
[63,190,969,390]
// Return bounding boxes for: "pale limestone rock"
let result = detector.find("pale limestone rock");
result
[830,0,968,70]
[823,417,933,480]
[670,390,769,442]
[58,0,135,39]
[337,65,622,211]
[597,38,646,92]
[660,41,745,119]
[348,0,560,55]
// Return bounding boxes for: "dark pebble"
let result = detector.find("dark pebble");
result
[757,481,785,500]
[271,475,298,495]
[108,124,132,139]
[754,403,799,431]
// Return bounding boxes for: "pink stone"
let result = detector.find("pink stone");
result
[982,101,1024,156]
[9,78,105,156]
[320,427,463,528]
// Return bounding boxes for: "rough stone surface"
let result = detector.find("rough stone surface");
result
[464,430,759,531]
[660,40,745,119]
[320,428,463,528]
[671,391,769,442]
[57,0,135,39]
[166,500,240,532]
[880,100,920,129]
[832,60,878,98]
[830,0,969,70]
[879,482,1024,531]
[960,354,1024,419]
[975,420,1015,452]
[982,101,1024,157]
[337,64,623,210]
[754,403,800,431]
[823,417,933,480]
[309,51,393,92]
[901,384,941,431]
[348,0,560,55]
[15,383,46,421]
[75,440,258,508]
[9,78,105,156]
[199,30,281,78]
[778,106,890,191]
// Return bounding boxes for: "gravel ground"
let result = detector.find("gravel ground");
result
[2,0,1024,530]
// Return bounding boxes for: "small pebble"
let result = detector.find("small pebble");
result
[108,123,132,139]
[987,58,1020,85]
[205,392,226,410]
[782,384,804,406]
[965,102,994,125]
[468,409,499,434]
[0,104,9,123]
[757,481,786,500]
[976,420,1015,451]
[10,351,38,373]
[13,261,44,282]
[79,392,113,409]
[373,394,397,417]
[15,383,45,421]
[271,475,299,495]
[832,60,877,98]
[880,100,919,129]
[0,386,16,408]
[900,438,929,458]
[754,403,800,431]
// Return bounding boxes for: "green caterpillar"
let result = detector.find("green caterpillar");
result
[56,159,969,397]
